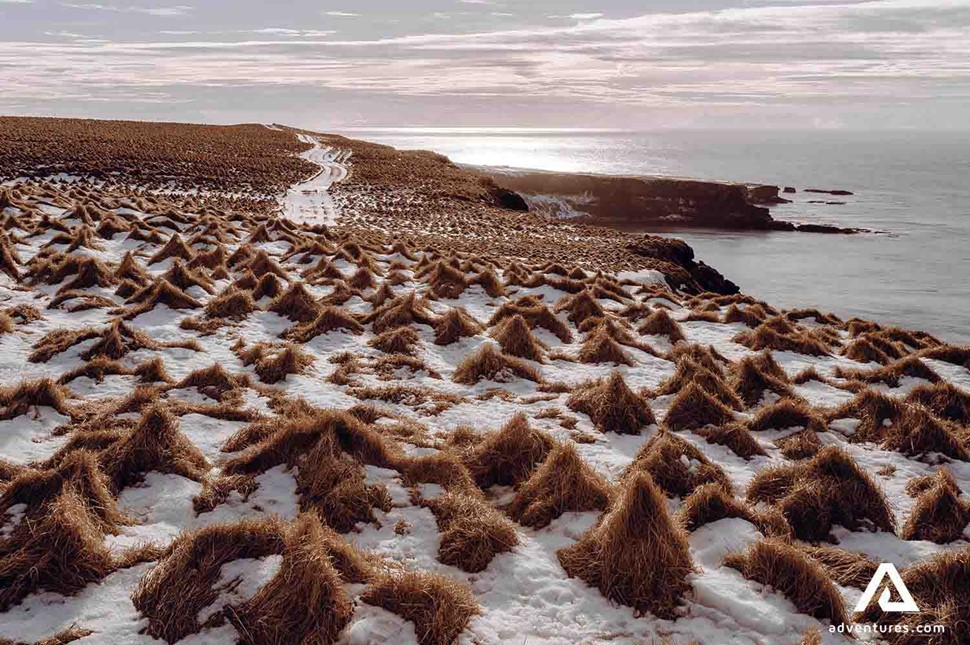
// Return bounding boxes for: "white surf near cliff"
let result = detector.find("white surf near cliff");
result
[281,133,350,225]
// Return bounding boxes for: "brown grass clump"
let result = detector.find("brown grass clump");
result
[252,344,314,384]
[748,398,825,433]
[624,431,731,498]
[677,483,791,539]
[730,353,794,407]
[452,343,542,384]
[424,492,519,572]
[100,404,209,491]
[284,306,364,341]
[148,233,194,265]
[577,327,634,365]
[653,358,741,409]
[558,473,694,618]
[827,388,902,443]
[268,281,322,322]
[398,452,480,497]
[916,343,970,369]
[252,272,285,300]
[637,309,686,343]
[906,381,970,424]
[367,292,437,334]
[0,487,116,611]
[555,289,605,326]
[222,411,394,530]
[228,513,355,644]
[175,363,247,401]
[776,428,823,460]
[842,336,893,365]
[663,381,734,432]
[487,298,572,343]
[489,314,546,361]
[695,422,767,460]
[361,571,479,645]
[507,443,612,528]
[162,259,214,294]
[422,260,469,298]
[203,286,255,321]
[433,306,483,345]
[369,325,420,355]
[900,469,970,544]
[0,449,125,532]
[801,545,878,589]
[566,371,655,434]
[28,327,99,363]
[473,266,506,298]
[746,446,895,541]
[724,539,847,626]
[882,404,968,461]
[667,343,729,375]
[0,377,74,420]
[855,549,970,641]
[131,518,287,642]
[834,356,940,387]
[58,356,132,384]
[733,325,830,356]
[723,303,766,327]
[461,412,554,488]
[123,278,202,319]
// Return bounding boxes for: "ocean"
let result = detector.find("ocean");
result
[340,128,970,344]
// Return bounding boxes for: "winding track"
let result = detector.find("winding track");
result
[281,133,350,225]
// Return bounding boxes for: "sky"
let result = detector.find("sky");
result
[1,0,969,130]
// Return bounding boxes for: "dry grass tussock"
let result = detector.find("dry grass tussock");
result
[507,442,613,528]
[733,324,830,356]
[423,492,519,572]
[678,483,791,539]
[834,355,940,388]
[131,518,287,641]
[730,353,794,408]
[663,381,734,432]
[724,539,847,626]
[490,313,546,361]
[747,398,825,433]
[747,445,895,541]
[361,571,479,645]
[100,404,209,491]
[566,371,655,434]
[558,472,695,618]
[284,305,364,341]
[577,327,635,365]
[695,422,766,460]
[800,545,878,589]
[460,412,553,488]
[0,377,74,420]
[0,486,116,611]
[625,431,731,498]
[653,357,741,409]
[222,410,394,531]
[900,469,970,544]
[487,297,572,343]
[452,342,542,384]
[637,308,686,343]
[433,306,482,345]
[227,513,357,644]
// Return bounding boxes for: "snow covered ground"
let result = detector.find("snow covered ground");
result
[0,141,968,645]
[280,133,350,226]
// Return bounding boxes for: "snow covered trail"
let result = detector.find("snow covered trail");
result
[281,133,350,226]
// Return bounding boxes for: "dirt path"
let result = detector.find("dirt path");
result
[281,133,349,225]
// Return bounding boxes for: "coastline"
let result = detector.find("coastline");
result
[0,116,969,644]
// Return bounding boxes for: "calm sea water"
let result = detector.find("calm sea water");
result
[342,129,970,343]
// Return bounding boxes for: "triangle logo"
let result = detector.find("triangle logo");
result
[854,563,920,613]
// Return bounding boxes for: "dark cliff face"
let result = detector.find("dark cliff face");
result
[480,169,780,231]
